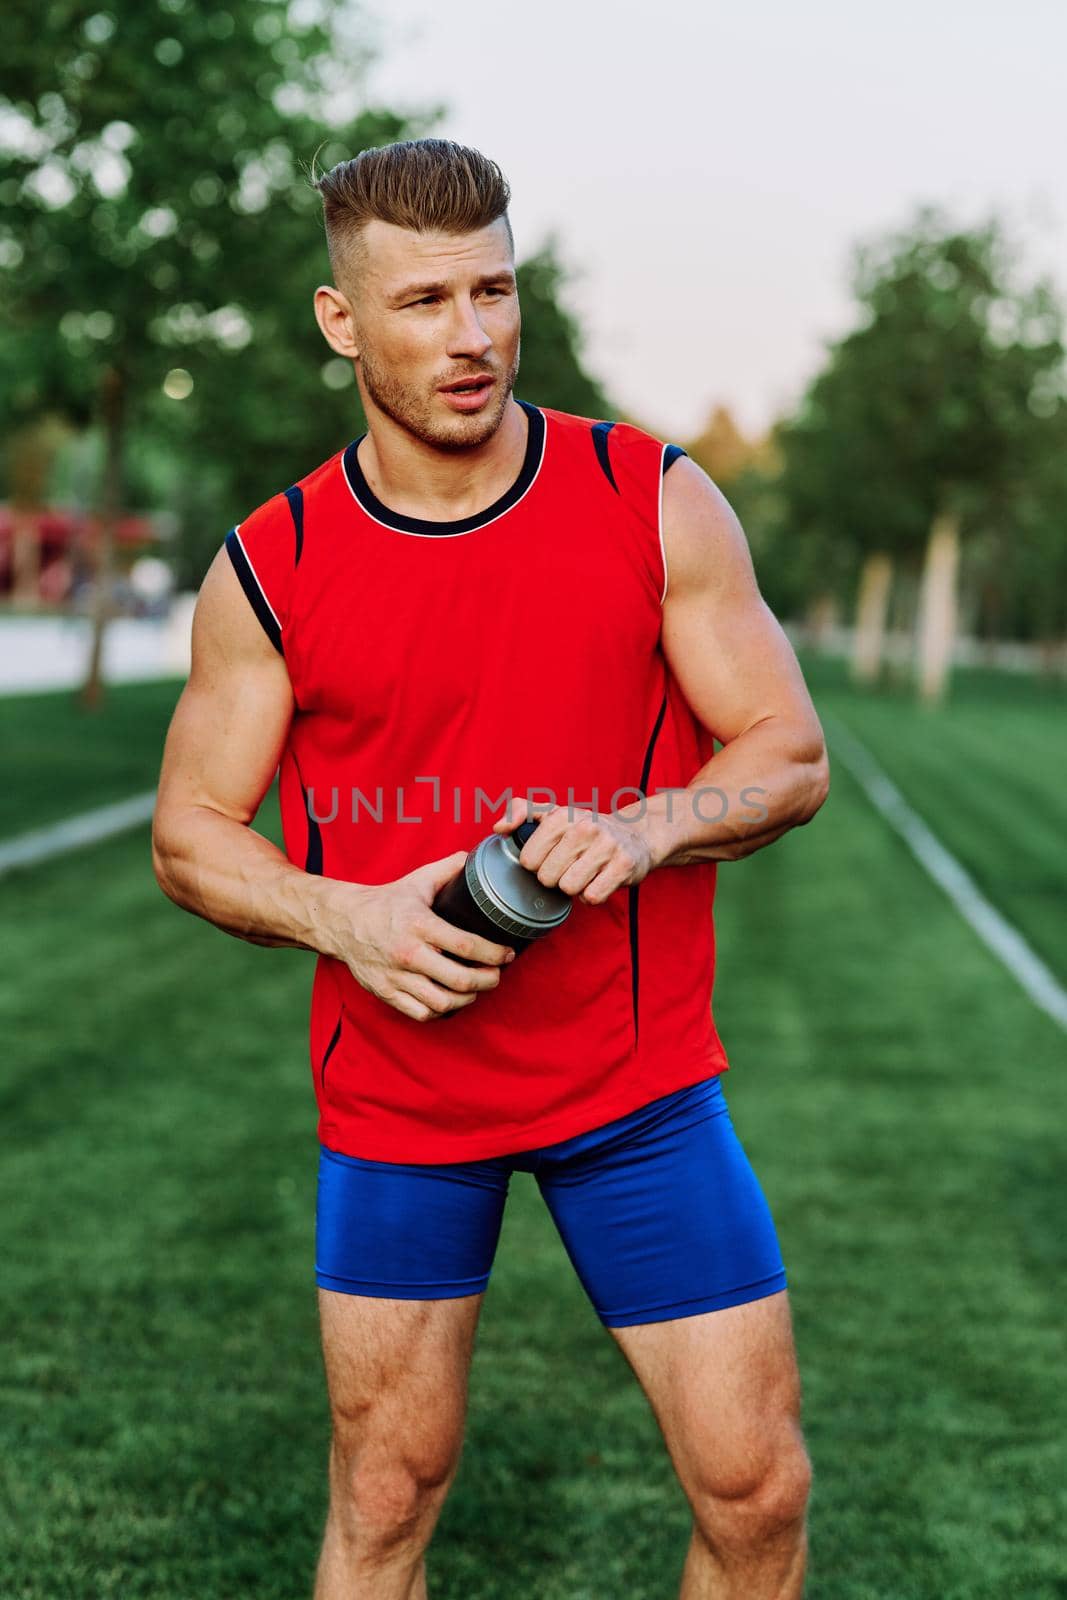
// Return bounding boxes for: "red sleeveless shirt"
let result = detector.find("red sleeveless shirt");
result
[224,399,730,1162]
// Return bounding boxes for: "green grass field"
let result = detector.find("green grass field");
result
[801,656,1067,987]
[2,663,1065,1598]
[0,680,184,839]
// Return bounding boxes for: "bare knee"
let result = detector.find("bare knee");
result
[343,1459,453,1545]
[329,1421,462,1550]
[694,1431,812,1556]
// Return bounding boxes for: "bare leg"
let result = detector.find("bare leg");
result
[608,1290,811,1599]
[676,1513,808,1599]
[313,1287,485,1600]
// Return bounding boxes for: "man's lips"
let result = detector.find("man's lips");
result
[438,376,495,393]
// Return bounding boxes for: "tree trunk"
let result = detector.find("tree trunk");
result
[850,552,893,684]
[10,511,42,605]
[79,365,125,711]
[5,414,72,608]
[804,591,838,652]
[915,506,961,705]
[1036,637,1067,678]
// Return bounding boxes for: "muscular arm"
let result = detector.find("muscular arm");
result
[151,545,349,953]
[152,549,515,1019]
[491,457,829,901]
[646,457,830,868]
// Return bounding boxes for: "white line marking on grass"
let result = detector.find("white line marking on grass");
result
[823,712,1067,1034]
[0,791,157,877]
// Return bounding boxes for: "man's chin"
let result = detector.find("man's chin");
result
[428,390,510,449]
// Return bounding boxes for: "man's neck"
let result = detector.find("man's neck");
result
[356,398,528,522]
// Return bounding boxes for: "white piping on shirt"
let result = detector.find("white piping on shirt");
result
[657,442,670,606]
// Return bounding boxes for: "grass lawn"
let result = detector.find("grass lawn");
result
[802,652,1067,987]
[0,678,184,841]
[1,667,1065,1597]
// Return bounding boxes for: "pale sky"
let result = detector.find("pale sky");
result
[356,0,1066,443]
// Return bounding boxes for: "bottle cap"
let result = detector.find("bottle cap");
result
[465,825,572,939]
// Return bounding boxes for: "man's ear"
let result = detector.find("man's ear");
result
[313,283,360,359]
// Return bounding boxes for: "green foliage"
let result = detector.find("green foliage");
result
[961,400,1067,645]
[774,206,1067,633]
[0,0,417,583]
[721,443,857,622]
[0,1,614,589]
[0,2,385,414]
[513,235,611,421]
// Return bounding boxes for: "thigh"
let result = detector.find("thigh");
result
[609,1289,805,1507]
[536,1075,787,1328]
[317,1285,486,1483]
[315,1147,511,1475]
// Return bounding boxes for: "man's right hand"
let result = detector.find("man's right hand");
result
[327,850,517,1023]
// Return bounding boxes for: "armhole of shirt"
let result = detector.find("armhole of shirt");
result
[224,524,284,654]
[222,482,304,655]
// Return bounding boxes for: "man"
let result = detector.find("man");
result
[152,137,829,1599]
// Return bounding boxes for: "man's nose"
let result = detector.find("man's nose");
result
[445,297,493,359]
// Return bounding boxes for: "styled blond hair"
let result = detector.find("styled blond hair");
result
[311,138,513,293]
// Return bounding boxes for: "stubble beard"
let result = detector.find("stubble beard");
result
[357,340,521,454]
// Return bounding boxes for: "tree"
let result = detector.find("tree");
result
[509,234,612,422]
[777,363,917,681]
[1,14,616,667]
[777,205,1066,700]
[686,403,758,484]
[0,0,417,703]
[977,397,1067,666]
[681,408,827,633]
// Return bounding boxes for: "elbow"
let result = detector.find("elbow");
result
[800,743,830,824]
[151,815,185,907]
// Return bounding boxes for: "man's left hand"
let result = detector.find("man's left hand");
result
[492,798,658,906]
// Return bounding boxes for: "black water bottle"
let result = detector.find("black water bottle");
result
[430,818,572,963]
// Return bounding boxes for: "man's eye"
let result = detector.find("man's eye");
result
[408,288,507,307]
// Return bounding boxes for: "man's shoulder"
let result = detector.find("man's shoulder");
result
[236,444,347,534]
[532,402,688,507]
[535,400,683,460]
[292,444,349,496]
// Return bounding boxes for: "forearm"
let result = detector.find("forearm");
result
[639,716,829,868]
[152,802,356,957]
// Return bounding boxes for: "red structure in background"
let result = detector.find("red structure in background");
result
[0,504,158,604]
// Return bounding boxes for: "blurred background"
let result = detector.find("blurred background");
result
[2,3,1064,1597]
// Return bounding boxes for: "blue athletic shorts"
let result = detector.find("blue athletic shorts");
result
[315,1074,787,1328]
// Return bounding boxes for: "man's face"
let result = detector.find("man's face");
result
[321,216,521,452]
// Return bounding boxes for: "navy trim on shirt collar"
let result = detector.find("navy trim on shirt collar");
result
[342,398,545,536]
